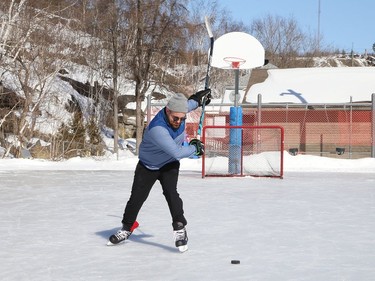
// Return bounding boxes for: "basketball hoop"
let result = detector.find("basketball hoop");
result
[210,32,265,69]
[223,57,246,69]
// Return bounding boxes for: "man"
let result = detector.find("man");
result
[108,89,211,252]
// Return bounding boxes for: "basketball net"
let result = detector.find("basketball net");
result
[223,57,246,69]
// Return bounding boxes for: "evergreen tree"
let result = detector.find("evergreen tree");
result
[55,111,86,158]
[86,116,103,156]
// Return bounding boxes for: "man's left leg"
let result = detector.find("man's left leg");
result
[159,161,188,251]
[159,161,187,226]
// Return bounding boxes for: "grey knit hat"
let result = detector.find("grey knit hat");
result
[166,93,188,113]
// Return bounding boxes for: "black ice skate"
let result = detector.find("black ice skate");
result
[107,229,132,246]
[173,222,188,252]
[107,221,139,246]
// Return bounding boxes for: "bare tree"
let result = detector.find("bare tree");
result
[87,1,122,158]
[118,0,188,153]
[0,0,28,60]
[251,14,306,68]
[0,0,84,157]
[76,0,137,157]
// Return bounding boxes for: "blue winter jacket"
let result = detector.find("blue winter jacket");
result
[139,99,198,170]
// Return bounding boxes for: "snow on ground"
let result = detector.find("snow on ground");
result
[1,154,375,281]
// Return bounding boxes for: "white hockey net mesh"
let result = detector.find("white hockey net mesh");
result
[202,126,284,178]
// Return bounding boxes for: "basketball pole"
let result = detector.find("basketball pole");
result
[229,67,242,174]
[234,68,239,107]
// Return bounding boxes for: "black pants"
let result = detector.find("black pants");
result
[121,161,187,231]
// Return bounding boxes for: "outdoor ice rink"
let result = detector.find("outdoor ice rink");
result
[1,166,375,281]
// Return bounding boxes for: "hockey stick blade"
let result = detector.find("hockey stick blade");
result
[204,16,214,39]
[203,16,214,90]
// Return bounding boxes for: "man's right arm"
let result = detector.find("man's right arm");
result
[148,126,196,160]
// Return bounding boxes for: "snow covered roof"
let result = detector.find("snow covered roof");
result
[246,67,375,104]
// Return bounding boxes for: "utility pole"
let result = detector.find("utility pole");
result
[317,0,321,52]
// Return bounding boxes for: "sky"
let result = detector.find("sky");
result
[215,0,375,54]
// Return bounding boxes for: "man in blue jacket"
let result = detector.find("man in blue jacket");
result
[108,89,211,252]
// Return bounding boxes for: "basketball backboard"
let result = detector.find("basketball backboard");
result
[210,32,265,70]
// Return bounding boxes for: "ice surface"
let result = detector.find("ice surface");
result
[1,154,375,280]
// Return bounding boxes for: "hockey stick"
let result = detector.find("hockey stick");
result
[197,16,214,140]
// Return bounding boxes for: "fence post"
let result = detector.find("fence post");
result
[372,93,375,158]
[257,94,262,126]
[349,96,353,159]
[256,94,262,154]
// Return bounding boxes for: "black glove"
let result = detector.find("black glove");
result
[188,89,211,107]
[189,139,204,156]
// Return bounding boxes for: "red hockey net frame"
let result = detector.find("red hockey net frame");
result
[202,125,284,178]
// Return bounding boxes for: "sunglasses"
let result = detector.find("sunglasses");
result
[171,115,186,122]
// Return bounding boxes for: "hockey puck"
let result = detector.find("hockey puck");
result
[231,260,240,264]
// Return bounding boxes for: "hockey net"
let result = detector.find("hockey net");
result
[202,126,284,178]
